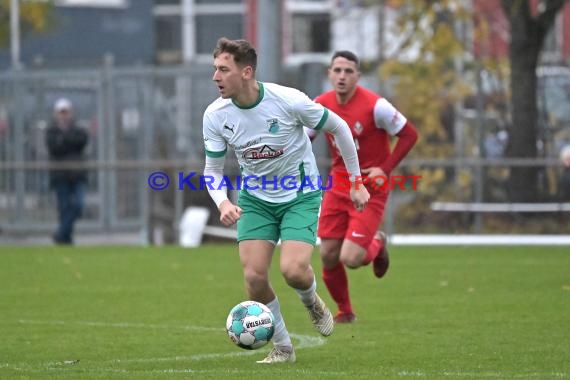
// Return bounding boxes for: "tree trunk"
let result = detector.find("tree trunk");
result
[501,0,567,201]
[506,19,540,202]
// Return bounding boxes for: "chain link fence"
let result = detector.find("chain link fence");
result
[1,64,569,245]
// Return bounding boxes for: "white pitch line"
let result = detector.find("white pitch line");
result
[109,350,257,364]
[5,320,566,378]
[2,319,326,368]
[4,363,567,378]
[2,361,567,378]
[45,367,352,376]
[398,370,568,378]
[108,333,326,364]
[15,319,221,332]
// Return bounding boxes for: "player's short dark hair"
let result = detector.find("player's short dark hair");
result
[331,51,360,70]
[213,37,257,71]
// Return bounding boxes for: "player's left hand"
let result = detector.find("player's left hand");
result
[361,167,387,187]
[349,183,370,212]
[218,200,243,226]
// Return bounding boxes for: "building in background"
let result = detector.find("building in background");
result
[0,0,155,70]
[1,0,569,71]
[154,0,333,66]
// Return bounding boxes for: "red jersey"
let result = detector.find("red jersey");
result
[315,86,406,178]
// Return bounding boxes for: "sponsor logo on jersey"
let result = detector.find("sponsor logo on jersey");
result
[235,138,261,150]
[242,145,284,160]
[223,123,235,133]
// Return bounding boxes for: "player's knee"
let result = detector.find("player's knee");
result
[340,252,362,269]
[319,241,342,266]
[320,248,339,268]
[340,257,360,269]
[280,261,309,285]
[243,268,269,291]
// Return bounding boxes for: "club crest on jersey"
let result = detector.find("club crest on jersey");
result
[353,121,364,135]
[267,118,280,134]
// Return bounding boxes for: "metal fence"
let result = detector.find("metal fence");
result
[1,65,569,245]
[0,63,223,243]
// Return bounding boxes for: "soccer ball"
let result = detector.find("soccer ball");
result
[226,300,275,350]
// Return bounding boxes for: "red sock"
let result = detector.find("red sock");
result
[322,262,352,315]
[362,238,382,266]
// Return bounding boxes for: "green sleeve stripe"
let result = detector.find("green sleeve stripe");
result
[205,149,227,158]
[314,108,329,131]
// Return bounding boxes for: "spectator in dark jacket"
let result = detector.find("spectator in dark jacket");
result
[46,98,89,245]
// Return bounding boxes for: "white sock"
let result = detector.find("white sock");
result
[266,297,292,348]
[295,278,317,307]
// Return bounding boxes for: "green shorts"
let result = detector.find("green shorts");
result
[236,190,322,245]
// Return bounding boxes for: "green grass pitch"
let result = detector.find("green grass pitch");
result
[0,244,569,379]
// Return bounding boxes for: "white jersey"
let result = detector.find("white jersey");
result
[203,82,328,203]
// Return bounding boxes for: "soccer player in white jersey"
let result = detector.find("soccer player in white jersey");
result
[203,37,369,364]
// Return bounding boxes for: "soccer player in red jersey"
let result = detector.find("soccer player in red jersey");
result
[309,51,418,323]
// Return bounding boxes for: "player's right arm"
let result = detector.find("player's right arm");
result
[203,111,242,226]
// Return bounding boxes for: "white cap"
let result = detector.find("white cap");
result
[54,98,72,112]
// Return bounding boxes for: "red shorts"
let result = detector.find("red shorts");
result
[318,189,388,248]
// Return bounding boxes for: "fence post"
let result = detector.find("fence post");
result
[474,64,485,233]
[13,72,25,226]
[101,54,115,233]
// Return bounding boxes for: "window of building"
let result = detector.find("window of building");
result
[285,0,333,62]
[155,15,182,62]
[290,13,330,53]
[153,0,334,63]
[196,14,244,55]
[153,0,244,62]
